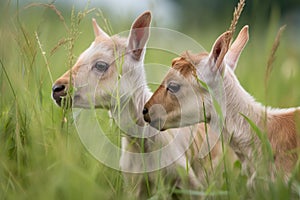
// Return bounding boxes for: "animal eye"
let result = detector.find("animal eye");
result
[167,82,181,93]
[94,61,109,72]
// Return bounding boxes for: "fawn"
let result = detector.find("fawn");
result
[143,25,300,181]
[52,11,220,198]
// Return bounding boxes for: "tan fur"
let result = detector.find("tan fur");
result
[267,110,300,173]
[144,25,300,181]
[171,52,208,78]
[52,12,222,198]
[148,51,300,175]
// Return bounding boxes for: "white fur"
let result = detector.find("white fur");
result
[52,13,219,199]
[145,26,299,184]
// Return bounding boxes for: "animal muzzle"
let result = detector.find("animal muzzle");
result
[142,104,166,131]
[52,83,72,107]
[142,107,151,123]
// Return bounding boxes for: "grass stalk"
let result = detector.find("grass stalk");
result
[35,32,53,83]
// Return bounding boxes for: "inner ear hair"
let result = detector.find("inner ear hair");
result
[214,32,232,69]
[131,48,143,61]
[128,12,151,61]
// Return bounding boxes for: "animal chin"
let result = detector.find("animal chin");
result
[72,95,103,109]
[72,95,90,108]
[149,118,166,131]
[54,98,62,107]
[159,127,166,131]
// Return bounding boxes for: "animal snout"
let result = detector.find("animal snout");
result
[52,83,68,107]
[143,107,151,123]
[142,107,148,115]
[52,84,65,93]
[143,104,167,130]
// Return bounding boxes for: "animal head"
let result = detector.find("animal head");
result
[52,11,151,109]
[143,26,249,130]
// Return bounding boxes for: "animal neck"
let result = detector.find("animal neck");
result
[122,61,152,126]
[110,60,155,151]
[211,68,267,167]
[216,67,300,176]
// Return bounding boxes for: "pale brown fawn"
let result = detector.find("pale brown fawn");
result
[52,11,221,199]
[143,26,300,182]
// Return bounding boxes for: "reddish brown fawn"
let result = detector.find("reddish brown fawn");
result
[143,26,300,183]
[52,11,221,199]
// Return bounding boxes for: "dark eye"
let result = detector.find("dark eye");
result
[167,82,181,93]
[94,61,109,72]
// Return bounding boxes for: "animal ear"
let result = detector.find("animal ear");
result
[92,18,110,39]
[127,11,152,61]
[208,31,231,73]
[225,25,249,71]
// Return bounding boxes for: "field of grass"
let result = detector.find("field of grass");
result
[1,1,300,200]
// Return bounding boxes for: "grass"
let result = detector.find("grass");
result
[0,1,300,200]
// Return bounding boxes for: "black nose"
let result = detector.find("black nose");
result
[52,84,65,93]
[142,107,148,115]
[52,84,67,106]
[143,107,151,123]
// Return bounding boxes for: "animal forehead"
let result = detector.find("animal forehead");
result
[69,43,114,74]
[171,52,208,77]
[79,36,127,63]
[76,45,112,66]
[94,35,127,48]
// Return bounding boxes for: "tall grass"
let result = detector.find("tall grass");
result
[0,2,125,200]
[0,1,299,200]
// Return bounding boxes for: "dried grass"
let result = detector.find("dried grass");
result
[216,0,245,69]
[228,0,246,39]
[23,3,69,31]
[265,25,286,90]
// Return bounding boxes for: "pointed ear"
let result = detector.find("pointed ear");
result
[225,25,249,70]
[208,31,231,73]
[92,18,110,39]
[127,11,152,61]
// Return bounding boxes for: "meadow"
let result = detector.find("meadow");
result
[0,1,300,199]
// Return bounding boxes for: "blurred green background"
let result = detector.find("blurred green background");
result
[0,0,300,199]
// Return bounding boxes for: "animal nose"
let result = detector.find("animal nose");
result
[143,107,151,123]
[142,107,148,115]
[52,84,65,93]
[52,83,67,106]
